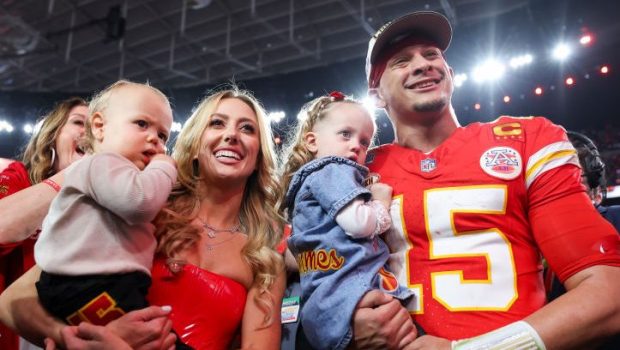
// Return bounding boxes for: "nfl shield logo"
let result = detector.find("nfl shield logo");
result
[420,158,436,172]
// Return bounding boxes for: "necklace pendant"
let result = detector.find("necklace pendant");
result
[206,245,213,251]
[206,228,216,238]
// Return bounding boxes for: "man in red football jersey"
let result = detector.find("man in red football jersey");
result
[350,10,620,349]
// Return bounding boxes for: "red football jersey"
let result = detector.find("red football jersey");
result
[368,116,613,339]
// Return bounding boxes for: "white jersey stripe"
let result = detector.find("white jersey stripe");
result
[525,141,579,188]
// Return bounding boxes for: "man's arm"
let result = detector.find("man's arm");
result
[527,187,620,348]
[528,265,620,348]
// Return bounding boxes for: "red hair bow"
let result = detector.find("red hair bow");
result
[329,91,346,101]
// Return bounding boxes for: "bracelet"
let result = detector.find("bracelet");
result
[452,321,546,350]
[42,179,61,192]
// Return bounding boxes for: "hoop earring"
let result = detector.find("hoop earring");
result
[50,148,56,167]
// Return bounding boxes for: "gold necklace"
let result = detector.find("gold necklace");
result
[196,216,241,239]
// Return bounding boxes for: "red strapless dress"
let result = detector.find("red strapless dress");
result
[148,257,247,350]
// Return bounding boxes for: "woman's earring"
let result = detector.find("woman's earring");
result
[50,148,56,166]
[192,158,200,177]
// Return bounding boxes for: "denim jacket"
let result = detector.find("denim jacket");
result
[286,156,412,350]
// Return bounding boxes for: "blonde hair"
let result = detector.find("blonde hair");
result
[82,79,170,153]
[154,85,284,326]
[277,94,373,219]
[21,96,88,184]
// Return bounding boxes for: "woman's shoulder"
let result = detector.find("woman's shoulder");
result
[0,158,17,172]
[0,161,31,198]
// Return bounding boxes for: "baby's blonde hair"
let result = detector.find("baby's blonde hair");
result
[82,80,170,153]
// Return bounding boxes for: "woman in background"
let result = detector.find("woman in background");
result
[0,97,87,349]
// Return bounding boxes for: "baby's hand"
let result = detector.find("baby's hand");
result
[152,154,177,167]
[370,183,393,210]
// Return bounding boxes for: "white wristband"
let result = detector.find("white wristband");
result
[451,321,546,350]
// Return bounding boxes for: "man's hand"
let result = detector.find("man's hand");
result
[59,323,133,350]
[370,183,393,211]
[350,290,417,349]
[106,305,177,350]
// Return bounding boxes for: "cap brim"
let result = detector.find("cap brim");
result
[369,11,452,65]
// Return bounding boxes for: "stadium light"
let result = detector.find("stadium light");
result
[23,123,34,134]
[296,110,307,121]
[579,34,593,46]
[361,96,377,117]
[509,54,533,69]
[471,59,505,83]
[171,121,182,133]
[268,111,285,123]
[453,73,468,87]
[0,120,14,133]
[552,43,572,61]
